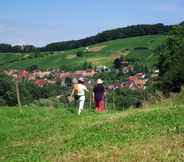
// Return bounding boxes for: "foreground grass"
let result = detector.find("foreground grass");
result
[0,101,184,162]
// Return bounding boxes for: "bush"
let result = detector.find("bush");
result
[0,74,17,106]
[28,64,39,71]
[143,83,164,103]
[32,98,61,108]
[0,97,6,106]
[134,47,149,50]
[82,62,93,70]
[107,88,144,110]
[113,56,125,69]
[0,74,58,106]
[93,70,128,84]
[20,81,34,105]
[64,77,73,87]
[76,51,84,57]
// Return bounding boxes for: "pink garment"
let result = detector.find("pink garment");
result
[95,100,105,112]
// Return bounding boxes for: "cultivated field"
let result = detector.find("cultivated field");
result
[0,35,167,71]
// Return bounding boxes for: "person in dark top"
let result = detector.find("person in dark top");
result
[93,79,106,112]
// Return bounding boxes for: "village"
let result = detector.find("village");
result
[3,60,154,91]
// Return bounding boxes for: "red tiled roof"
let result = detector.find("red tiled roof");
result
[33,79,47,87]
[19,69,29,78]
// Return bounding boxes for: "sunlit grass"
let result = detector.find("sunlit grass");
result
[0,97,184,162]
[0,35,167,70]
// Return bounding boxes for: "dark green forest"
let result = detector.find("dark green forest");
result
[0,23,172,53]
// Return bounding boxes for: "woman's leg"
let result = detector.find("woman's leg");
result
[95,100,99,112]
[78,96,85,115]
[99,100,105,112]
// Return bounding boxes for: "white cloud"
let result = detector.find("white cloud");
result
[0,24,15,33]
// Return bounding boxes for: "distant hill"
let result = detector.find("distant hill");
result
[0,35,167,71]
[0,23,172,53]
[43,23,171,52]
[180,21,184,26]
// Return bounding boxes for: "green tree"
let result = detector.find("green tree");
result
[0,74,17,106]
[76,51,84,57]
[156,25,184,93]
[28,64,39,71]
[82,61,92,70]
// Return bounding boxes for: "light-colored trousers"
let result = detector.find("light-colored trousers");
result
[78,96,85,114]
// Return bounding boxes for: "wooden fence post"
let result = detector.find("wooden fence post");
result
[89,89,92,110]
[88,80,93,110]
[112,88,115,110]
[16,77,22,108]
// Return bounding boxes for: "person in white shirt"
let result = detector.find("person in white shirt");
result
[70,77,89,115]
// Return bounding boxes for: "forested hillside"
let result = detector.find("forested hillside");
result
[0,23,171,53]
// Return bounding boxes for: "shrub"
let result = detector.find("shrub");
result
[33,51,41,58]
[143,83,164,103]
[93,70,128,84]
[76,51,84,57]
[107,88,144,110]
[0,97,6,106]
[28,64,39,71]
[82,62,93,70]
[134,47,149,50]
[64,77,73,87]
[0,74,58,106]
[0,74,17,106]
[32,98,61,108]
[113,56,125,69]
[20,81,34,105]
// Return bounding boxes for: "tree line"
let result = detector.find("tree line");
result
[0,23,174,53]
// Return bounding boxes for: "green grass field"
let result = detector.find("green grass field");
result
[0,35,167,71]
[0,94,184,162]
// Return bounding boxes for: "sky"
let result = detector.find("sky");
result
[0,0,184,47]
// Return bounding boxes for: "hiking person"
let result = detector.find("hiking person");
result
[70,77,89,115]
[93,79,106,112]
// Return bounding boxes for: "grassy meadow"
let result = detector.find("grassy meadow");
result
[0,93,184,162]
[0,35,167,71]
[1,33,183,162]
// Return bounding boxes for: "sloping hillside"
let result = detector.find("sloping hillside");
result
[0,96,184,162]
[0,35,167,71]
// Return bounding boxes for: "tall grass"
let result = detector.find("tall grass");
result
[0,95,184,161]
